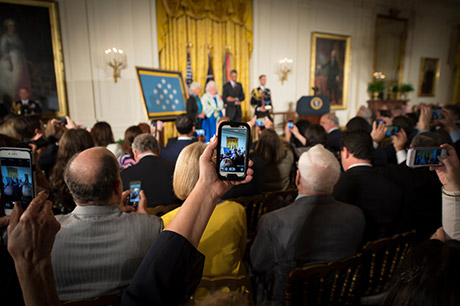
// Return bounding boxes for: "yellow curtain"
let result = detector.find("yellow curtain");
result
[156,0,253,140]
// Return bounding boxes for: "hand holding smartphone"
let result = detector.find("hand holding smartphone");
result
[1,148,36,215]
[406,147,447,168]
[216,121,251,180]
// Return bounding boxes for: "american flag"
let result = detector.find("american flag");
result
[186,52,193,86]
[206,52,214,84]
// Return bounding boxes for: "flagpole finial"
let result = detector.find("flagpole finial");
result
[186,42,192,51]
[207,45,213,52]
[225,45,231,52]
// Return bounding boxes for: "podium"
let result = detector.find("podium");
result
[296,95,330,124]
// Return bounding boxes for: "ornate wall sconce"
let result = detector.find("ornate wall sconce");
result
[104,47,126,83]
[278,58,293,85]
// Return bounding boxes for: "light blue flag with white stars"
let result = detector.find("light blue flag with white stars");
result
[136,68,187,120]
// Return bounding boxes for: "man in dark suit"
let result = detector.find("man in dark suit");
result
[121,133,179,207]
[250,144,365,303]
[333,131,402,242]
[320,112,341,153]
[161,114,196,162]
[222,70,245,122]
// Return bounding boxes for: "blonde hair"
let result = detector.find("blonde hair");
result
[173,142,207,200]
[0,120,20,139]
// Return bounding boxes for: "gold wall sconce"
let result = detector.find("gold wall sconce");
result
[278,58,293,85]
[104,47,126,83]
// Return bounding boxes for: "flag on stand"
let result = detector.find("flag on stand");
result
[206,53,214,85]
[222,51,232,86]
[185,52,193,86]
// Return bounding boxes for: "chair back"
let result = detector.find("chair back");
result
[187,275,252,305]
[360,230,416,296]
[61,292,123,306]
[284,254,362,306]
[230,194,265,238]
[264,188,298,212]
[146,203,180,216]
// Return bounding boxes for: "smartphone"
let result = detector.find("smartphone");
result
[59,117,67,125]
[0,148,35,214]
[386,126,400,137]
[129,181,141,208]
[376,119,386,125]
[406,147,447,168]
[195,129,206,137]
[150,120,157,128]
[431,108,441,120]
[216,121,251,180]
[379,110,392,118]
[288,121,294,129]
[255,118,265,127]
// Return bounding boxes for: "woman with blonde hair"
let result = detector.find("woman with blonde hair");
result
[162,142,247,277]
[201,81,224,142]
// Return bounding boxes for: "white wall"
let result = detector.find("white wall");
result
[57,0,459,137]
[251,0,460,127]
[58,0,159,139]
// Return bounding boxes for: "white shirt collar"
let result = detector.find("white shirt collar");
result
[328,127,339,134]
[230,80,236,87]
[348,163,372,170]
[178,136,193,140]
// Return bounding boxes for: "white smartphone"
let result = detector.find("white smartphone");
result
[406,147,447,168]
[216,121,251,180]
[0,147,36,215]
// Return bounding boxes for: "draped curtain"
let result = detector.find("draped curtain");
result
[156,0,253,140]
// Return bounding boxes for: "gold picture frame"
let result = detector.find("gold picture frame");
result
[418,57,440,97]
[0,0,67,118]
[310,32,351,110]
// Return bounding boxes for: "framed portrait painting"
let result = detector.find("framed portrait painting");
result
[418,57,440,97]
[0,0,67,118]
[136,67,187,121]
[310,32,351,110]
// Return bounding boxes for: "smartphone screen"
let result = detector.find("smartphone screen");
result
[406,147,447,167]
[195,129,206,137]
[0,148,34,212]
[288,121,294,129]
[216,122,250,180]
[431,108,441,120]
[129,181,141,208]
[386,126,399,137]
[256,118,265,127]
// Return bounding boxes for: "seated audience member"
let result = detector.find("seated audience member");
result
[320,112,342,153]
[250,144,365,303]
[90,121,123,158]
[49,129,95,214]
[377,131,444,240]
[356,105,372,124]
[346,116,371,133]
[287,123,329,157]
[51,147,163,300]
[162,142,247,276]
[118,125,143,170]
[161,114,196,161]
[382,239,460,306]
[7,136,253,306]
[38,118,65,178]
[333,131,402,242]
[13,114,44,142]
[253,128,294,191]
[121,133,179,207]
[286,119,311,148]
[0,118,21,139]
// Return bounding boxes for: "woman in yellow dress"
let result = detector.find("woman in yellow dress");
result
[162,142,247,277]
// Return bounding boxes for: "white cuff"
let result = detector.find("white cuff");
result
[396,150,407,164]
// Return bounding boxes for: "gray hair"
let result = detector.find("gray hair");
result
[298,144,340,194]
[205,81,217,94]
[326,113,339,127]
[132,133,159,154]
[189,82,201,93]
[64,153,119,205]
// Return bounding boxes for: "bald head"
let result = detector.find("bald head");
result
[297,144,340,195]
[64,147,121,205]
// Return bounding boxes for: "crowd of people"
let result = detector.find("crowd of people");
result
[0,97,460,305]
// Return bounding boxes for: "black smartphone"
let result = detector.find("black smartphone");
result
[0,147,35,214]
[216,121,251,180]
[129,181,141,208]
[59,117,67,125]
[386,126,400,137]
[379,110,392,118]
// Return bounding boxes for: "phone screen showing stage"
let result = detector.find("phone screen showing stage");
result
[1,157,33,209]
[414,148,443,166]
[129,182,141,206]
[218,125,248,178]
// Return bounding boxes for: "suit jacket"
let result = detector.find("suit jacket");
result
[160,138,196,162]
[328,129,342,152]
[332,166,402,242]
[186,95,199,125]
[121,155,179,207]
[222,82,244,121]
[250,195,365,303]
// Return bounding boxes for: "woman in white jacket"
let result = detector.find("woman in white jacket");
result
[200,81,224,142]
